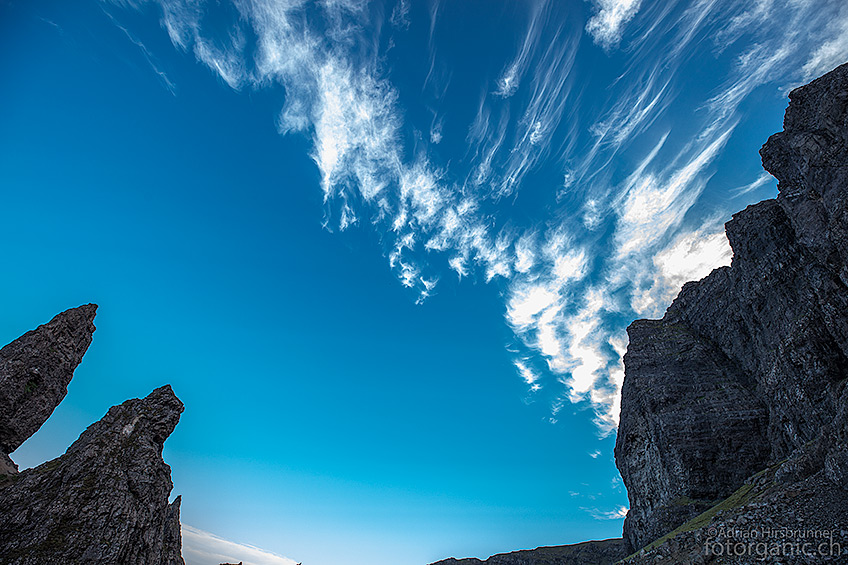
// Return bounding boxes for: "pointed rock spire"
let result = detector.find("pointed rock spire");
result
[0,304,98,472]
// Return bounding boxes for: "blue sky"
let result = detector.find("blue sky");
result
[2,0,847,564]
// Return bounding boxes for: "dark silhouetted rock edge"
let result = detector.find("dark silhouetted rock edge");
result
[616,61,848,559]
[0,304,97,472]
[429,538,629,565]
[433,60,848,565]
[0,306,185,564]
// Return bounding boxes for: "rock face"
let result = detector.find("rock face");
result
[0,304,97,474]
[429,538,629,565]
[0,307,185,564]
[616,62,848,553]
[621,458,848,564]
[431,64,848,565]
[614,318,771,548]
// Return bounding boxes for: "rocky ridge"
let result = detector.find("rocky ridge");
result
[430,538,629,565]
[616,61,848,557]
[0,305,185,564]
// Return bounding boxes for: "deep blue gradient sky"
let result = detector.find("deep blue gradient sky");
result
[2,1,847,564]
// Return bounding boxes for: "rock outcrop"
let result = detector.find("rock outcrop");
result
[430,63,848,565]
[616,61,848,554]
[430,538,629,565]
[0,304,97,474]
[620,459,848,563]
[0,307,185,564]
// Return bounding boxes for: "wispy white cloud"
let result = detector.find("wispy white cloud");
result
[801,3,848,80]
[524,116,735,430]
[100,7,177,94]
[514,359,542,392]
[145,0,510,298]
[613,128,731,262]
[508,286,560,329]
[468,3,581,198]
[589,75,671,153]
[193,31,248,90]
[107,0,848,439]
[702,43,791,140]
[585,0,642,49]
[730,172,774,197]
[634,225,732,317]
[552,0,848,430]
[493,0,550,98]
[584,505,629,520]
[711,0,773,52]
[390,0,410,30]
[505,238,591,381]
[182,524,298,565]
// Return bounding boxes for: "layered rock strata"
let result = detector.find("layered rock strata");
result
[616,62,848,553]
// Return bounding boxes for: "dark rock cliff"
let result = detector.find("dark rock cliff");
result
[616,62,848,554]
[431,63,848,565]
[0,304,97,475]
[430,538,629,565]
[0,307,185,564]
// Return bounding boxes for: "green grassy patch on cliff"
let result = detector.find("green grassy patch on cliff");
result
[621,465,779,561]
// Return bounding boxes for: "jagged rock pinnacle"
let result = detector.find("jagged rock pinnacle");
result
[0,385,185,564]
[0,306,185,564]
[0,304,97,473]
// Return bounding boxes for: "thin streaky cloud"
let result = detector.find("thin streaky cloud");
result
[105,0,848,440]
[181,524,299,565]
[100,6,178,94]
[584,505,630,520]
[801,2,848,80]
[493,0,550,98]
[730,172,774,197]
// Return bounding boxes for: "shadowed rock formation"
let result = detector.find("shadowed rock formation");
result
[430,538,629,565]
[432,61,848,565]
[0,307,185,564]
[616,62,848,554]
[0,304,97,474]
